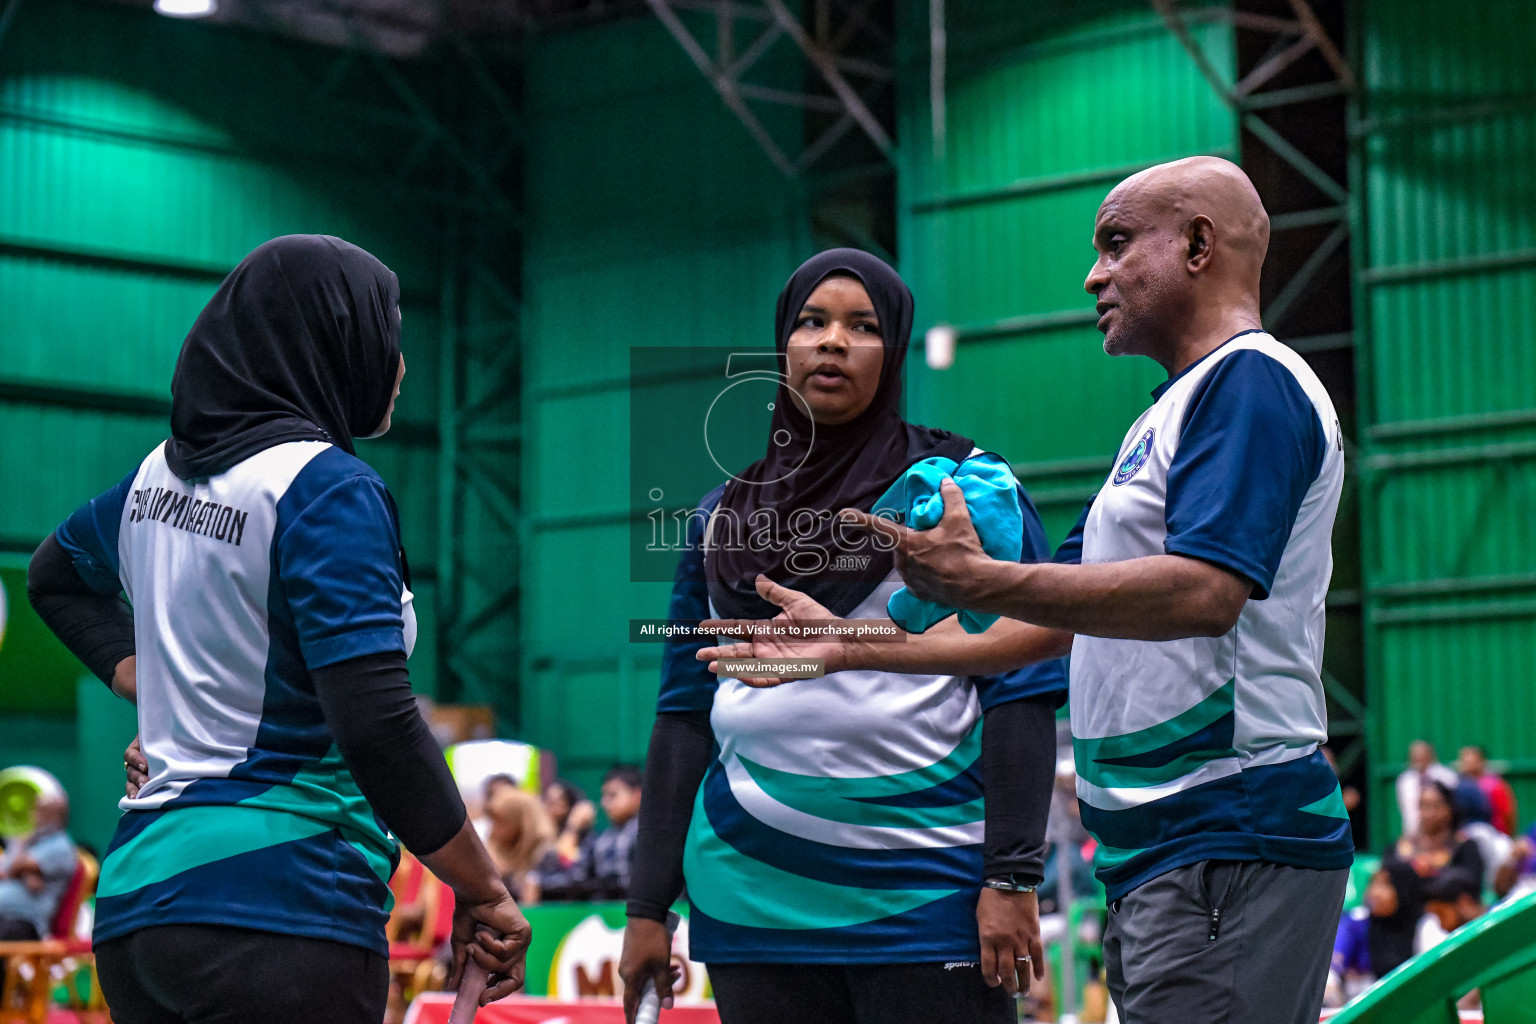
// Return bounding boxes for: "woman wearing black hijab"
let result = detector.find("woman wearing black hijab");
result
[27,235,528,1024]
[617,250,1066,1024]
[1365,861,1427,979]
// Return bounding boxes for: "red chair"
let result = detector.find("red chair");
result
[386,851,456,1019]
[0,848,108,1024]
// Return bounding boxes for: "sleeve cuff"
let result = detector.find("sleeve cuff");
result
[302,628,407,670]
[974,666,1069,712]
[1163,538,1274,600]
[626,900,673,922]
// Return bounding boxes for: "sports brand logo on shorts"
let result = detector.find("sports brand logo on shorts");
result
[1112,428,1155,486]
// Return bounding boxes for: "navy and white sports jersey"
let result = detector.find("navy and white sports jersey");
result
[659,473,1067,964]
[56,441,415,955]
[1055,330,1352,901]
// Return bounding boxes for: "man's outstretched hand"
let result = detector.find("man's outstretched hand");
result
[839,477,997,611]
[698,575,847,686]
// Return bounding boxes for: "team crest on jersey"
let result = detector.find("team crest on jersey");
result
[1112,428,1155,485]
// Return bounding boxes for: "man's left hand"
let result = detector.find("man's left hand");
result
[976,886,1046,997]
[840,478,995,610]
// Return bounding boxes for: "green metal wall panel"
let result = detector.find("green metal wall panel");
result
[0,1,446,716]
[0,406,168,544]
[897,2,1237,543]
[1355,0,1536,839]
[519,14,813,790]
[0,259,211,396]
[0,564,89,715]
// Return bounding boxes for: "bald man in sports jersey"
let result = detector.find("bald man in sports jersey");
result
[698,157,1352,1024]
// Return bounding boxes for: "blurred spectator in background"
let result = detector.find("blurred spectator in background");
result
[1453,781,1512,895]
[528,780,597,904]
[1421,865,1492,1014]
[1326,903,1370,1008]
[1038,758,1096,916]
[1396,740,1457,837]
[1451,774,1493,830]
[1458,745,1518,836]
[544,779,597,865]
[0,791,79,940]
[1494,826,1536,903]
[589,765,643,901]
[473,773,520,842]
[1386,781,1484,916]
[1368,862,1424,977]
[1423,867,1486,936]
[484,787,556,902]
[1324,861,1430,1006]
[484,773,519,803]
[1367,861,1427,978]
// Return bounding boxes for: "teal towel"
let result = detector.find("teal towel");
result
[870,452,1022,634]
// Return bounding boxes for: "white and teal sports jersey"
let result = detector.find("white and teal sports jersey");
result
[660,481,1067,963]
[56,441,415,955]
[1055,330,1353,901]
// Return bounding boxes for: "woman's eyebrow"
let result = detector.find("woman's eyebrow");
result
[799,303,878,319]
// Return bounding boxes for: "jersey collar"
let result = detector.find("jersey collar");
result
[1151,328,1268,400]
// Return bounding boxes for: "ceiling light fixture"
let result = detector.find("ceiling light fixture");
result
[154,0,218,18]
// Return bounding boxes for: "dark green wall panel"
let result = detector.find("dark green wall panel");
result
[518,13,812,767]
[1356,0,1536,839]
[0,2,446,715]
[897,4,1235,544]
[0,406,168,542]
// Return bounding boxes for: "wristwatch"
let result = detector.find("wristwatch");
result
[984,874,1039,893]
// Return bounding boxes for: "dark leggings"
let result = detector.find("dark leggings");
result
[95,924,388,1024]
[707,961,1015,1024]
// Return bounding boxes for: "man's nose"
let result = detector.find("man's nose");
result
[1084,260,1108,295]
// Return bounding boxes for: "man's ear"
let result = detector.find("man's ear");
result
[1187,215,1216,272]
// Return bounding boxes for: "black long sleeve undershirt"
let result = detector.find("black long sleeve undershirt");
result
[982,695,1058,886]
[311,650,467,857]
[27,533,135,685]
[627,710,714,922]
[625,694,1058,920]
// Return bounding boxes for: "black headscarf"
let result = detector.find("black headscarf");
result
[165,234,402,481]
[705,249,973,620]
[1368,860,1426,977]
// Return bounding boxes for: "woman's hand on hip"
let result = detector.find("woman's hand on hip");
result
[124,735,149,799]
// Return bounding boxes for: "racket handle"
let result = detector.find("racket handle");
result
[634,981,663,1024]
[448,961,490,1024]
[633,910,683,1024]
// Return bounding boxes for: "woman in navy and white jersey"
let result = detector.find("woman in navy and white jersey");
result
[616,250,1067,1024]
[27,235,528,1024]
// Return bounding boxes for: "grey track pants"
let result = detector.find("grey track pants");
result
[1103,859,1348,1024]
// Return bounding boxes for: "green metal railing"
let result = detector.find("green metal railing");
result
[1329,890,1536,1024]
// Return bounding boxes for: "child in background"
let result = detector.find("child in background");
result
[590,765,643,901]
